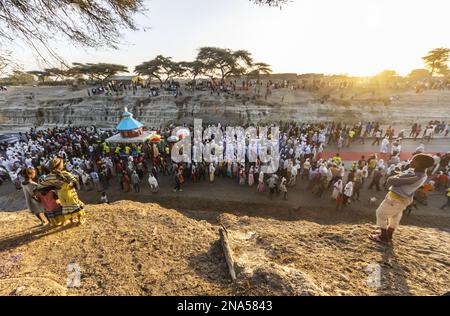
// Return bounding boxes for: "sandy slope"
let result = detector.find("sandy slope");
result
[0,201,449,296]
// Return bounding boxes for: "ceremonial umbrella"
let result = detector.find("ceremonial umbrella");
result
[149,134,162,143]
[177,128,190,139]
[167,135,180,143]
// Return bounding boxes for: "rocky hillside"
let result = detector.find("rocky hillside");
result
[1,86,450,130]
[0,201,448,296]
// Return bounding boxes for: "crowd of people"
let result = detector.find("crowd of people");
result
[0,121,449,233]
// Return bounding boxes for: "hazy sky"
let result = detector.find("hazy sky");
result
[13,0,450,76]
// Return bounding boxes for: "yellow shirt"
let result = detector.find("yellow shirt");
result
[125,146,131,155]
[115,147,121,154]
[332,156,342,164]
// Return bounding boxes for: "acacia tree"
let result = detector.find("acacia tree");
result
[178,61,205,82]
[0,0,144,65]
[2,70,35,85]
[0,0,287,70]
[72,63,128,82]
[422,48,450,77]
[27,70,51,83]
[134,55,182,87]
[247,62,272,79]
[196,47,254,82]
[375,70,397,81]
[408,69,430,81]
[44,68,70,81]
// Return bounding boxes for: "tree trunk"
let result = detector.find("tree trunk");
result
[219,226,236,282]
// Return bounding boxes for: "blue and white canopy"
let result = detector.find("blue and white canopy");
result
[116,107,144,131]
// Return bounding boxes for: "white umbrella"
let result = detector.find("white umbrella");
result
[167,135,180,143]
[177,128,190,139]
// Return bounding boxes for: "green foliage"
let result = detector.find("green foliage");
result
[422,48,450,76]
[27,70,51,83]
[408,69,430,81]
[71,63,128,82]
[1,70,35,85]
[247,62,272,78]
[178,61,206,81]
[196,47,254,81]
[134,55,183,86]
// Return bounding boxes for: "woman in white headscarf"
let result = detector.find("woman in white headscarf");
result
[331,178,343,200]
[248,166,255,186]
[257,171,265,193]
[377,159,386,171]
[148,173,159,193]
[302,158,311,179]
[343,181,354,205]
[209,163,215,183]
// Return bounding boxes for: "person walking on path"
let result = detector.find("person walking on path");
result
[266,175,278,200]
[343,181,354,205]
[369,167,383,191]
[280,177,288,200]
[131,170,140,193]
[90,170,102,192]
[372,130,382,146]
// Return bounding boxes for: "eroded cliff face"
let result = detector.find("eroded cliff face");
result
[0,86,449,130]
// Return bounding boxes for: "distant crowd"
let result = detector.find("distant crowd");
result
[0,120,449,227]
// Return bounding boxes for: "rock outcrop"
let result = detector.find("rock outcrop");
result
[1,86,450,130]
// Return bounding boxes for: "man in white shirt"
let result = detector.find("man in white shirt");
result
[424,126,434,142]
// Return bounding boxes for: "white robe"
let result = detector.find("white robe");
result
[332,180,343,199]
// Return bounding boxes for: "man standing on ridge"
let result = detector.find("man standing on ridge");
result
[370,154,435,246]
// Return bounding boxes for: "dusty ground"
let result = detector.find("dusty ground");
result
[0,198,449,296]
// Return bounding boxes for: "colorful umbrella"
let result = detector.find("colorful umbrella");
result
[149,134,161,143]
[167,135,180,143]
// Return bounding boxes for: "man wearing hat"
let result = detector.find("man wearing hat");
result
[370,153,435,245]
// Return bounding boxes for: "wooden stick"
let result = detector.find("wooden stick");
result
[219,226,237,282]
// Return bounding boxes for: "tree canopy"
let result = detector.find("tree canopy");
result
[134,55,183,86]
[422,48,450,77]
[0,0,144,64]
[247,62,272,78]
[27,70,51,83]
[196,47,254,82]
[178,61,206,81]
[71,63,128,82]
[0,70,35,85]
[408,69,430,81]
[375,70,397,81]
